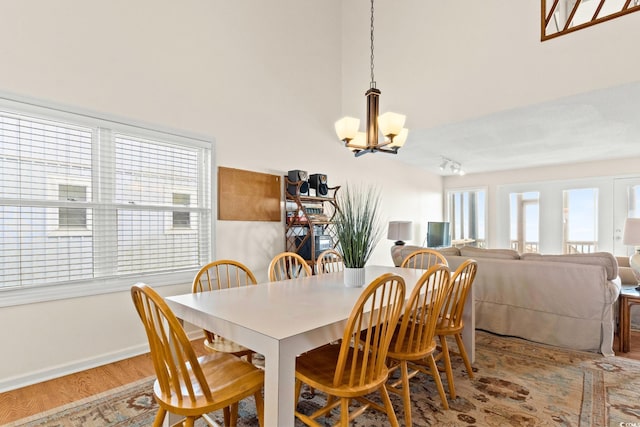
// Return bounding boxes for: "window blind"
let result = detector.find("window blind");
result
[0,99,212,300]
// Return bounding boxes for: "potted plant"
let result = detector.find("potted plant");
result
[334,184,384,287]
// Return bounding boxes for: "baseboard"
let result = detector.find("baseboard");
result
[0,331,202,393]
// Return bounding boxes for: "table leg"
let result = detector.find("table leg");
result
[462,282,476,363]
[263,342,297,427]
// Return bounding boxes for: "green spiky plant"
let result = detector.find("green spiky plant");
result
[334,184,384,268]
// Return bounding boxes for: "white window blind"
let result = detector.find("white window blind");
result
[0,97,212,304]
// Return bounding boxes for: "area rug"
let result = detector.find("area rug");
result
[8,331,640,427]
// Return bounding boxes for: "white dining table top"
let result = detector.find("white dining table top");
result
[166,265,426,342]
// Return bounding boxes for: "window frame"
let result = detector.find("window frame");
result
[0,93,214,307]
[445,186,488,248]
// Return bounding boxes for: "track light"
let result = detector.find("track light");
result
[439,157,465,176]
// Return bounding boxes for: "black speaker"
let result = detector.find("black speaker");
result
[309,173,328,196]
[287,170,308,195]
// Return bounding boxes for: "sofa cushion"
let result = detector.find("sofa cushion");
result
[521,252,618,281]
[459,246,520,260]
[390,245,461,267]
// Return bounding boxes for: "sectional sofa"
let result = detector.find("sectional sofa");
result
[391,245,621,356]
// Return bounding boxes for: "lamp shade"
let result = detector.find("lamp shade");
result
[623,218,640,245]
[387,221,412,244]
[334,117,360,141]
[378,112,406,137]
[349,131,367,149]
[388,128,408,148]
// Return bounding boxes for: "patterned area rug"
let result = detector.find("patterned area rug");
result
[8,331,640,427]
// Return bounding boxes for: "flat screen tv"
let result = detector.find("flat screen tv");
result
[427,221,451,248]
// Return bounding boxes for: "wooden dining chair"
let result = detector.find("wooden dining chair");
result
[268,251,312,281]
[192,259,257,363]
[294,273,406,427]
[435,259,478,399]
[400,248,448,269]
[130,283,264,427]
[315,248,344,275]
[385,264,452,426]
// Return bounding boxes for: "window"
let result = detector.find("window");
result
[0,96,212,305]
[510,192,539,253]
[172,193,191,229]
[446,188,486,248]
[563,188,598,254]
[629,184,640,217]
[542,0,640,40]
[59,184,88,229]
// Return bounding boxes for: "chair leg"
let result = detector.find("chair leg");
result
[223,406,231,426]
[379,384,400,427]
[439,334,456,399]
[399,360,413,427]
[254,390,265,427]
[184,417,195,427]
[340,397,350,426]
[427,354,449,410]
[229,402,239,426]
[455,333,474,379]
[295,378,302,403]
[152,408,166,427]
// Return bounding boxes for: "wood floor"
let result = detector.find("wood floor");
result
[0,338,207,425]
[1,332,639,425]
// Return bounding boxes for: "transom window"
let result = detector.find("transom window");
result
[0,96,213,305]
[542,0,640,40]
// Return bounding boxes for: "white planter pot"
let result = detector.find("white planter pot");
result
[344,267,366,288]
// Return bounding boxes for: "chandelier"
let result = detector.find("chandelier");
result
[334,0,408,157]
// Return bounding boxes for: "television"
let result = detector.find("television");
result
[427,221,451,248]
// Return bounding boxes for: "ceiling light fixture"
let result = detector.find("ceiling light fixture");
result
[334,0,408,157]
[440,157,465,176]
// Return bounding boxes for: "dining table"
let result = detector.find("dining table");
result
[165,264,475,427]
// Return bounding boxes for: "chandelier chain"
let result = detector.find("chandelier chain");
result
[370,0,375,88]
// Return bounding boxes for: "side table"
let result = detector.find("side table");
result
[618,286,640,353]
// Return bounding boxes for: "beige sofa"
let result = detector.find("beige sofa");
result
[391,245,621,356]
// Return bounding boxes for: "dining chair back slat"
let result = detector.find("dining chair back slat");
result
[316,248,344,275]
[268,251,312,281]
[400,248,448,270]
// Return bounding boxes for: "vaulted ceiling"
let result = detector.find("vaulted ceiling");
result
[338,1,640,176]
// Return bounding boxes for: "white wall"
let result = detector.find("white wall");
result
[0,1,443,390]
[341,0,640,131]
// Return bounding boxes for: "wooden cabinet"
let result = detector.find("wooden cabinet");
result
[284,177,340,267]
